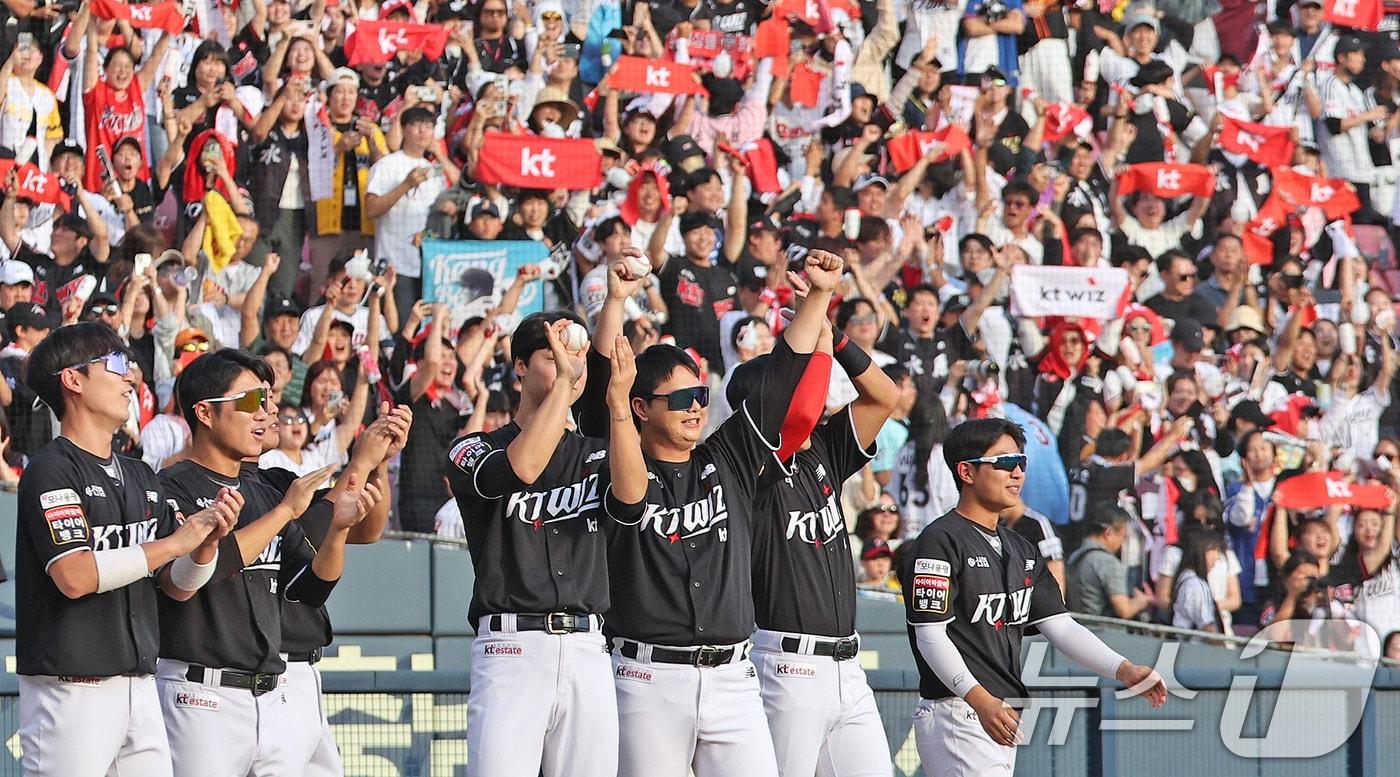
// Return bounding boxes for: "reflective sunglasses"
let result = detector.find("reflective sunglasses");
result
[279,415,308,427]
[542,10,562,19]
[88,304,120,317]
[962,453,1028,472]
[874,504,900,513]
[54,350,131,376]
[203,386,273,414]
[179,340,212,354]
[647,386,710,410]
[848,314,878,326]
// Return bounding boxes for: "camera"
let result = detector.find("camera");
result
[980,0,1011,21]
[965,360,1000,381]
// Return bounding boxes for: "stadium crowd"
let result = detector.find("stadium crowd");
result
[1,0,1400,659]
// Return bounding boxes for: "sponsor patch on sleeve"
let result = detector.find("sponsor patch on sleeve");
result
[914,558,952,576]
[449,437,492,474]
[911,573,950,614]
[45,504,89,545]
[39,488,81,510]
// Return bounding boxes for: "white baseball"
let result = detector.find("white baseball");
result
[626,253,652,278]
[563,322,589,351]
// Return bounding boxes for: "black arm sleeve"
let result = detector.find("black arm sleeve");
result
[576,348,612,439]
[751,338,814,447]
[281,521,339,607]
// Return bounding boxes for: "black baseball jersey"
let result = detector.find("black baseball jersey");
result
[600,339,813,646]
[15,437,176,676]
[1067,456,1135,524]
[899,510,1067,701]
[158,460,332,674]
[254,464,336,656]
[446,423,613,626]
[751,407,876,637]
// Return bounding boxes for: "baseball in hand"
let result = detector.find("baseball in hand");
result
[563,322,589,351]
[626,253,651,279]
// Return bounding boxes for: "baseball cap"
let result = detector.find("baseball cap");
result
[1170,318,1207,352]
[1129,59,1174,88]
[853,173,890,192]
[51,138,84,164]
[1297,0,1322,6]
[0,261,34,286]
[748,215,782,234]
[470,201,502,221]
[328,66,360,90]
[155,248,186,269]
[1336,35,1367,56]
[8,302,58,332]
[264,296,302,320]
[1125,12,1160,32]
[1230,400,1276,429]
[680,212,722,234]
[861,538,893,561]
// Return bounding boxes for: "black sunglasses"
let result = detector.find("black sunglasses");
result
[647,386,710,410]
[88,304,120,317]
[962,453,1028,472]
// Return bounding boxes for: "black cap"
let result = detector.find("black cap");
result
[749,215,781,234]
[8,302,58,332]
[1230,400,1276,429]
[861,537,893,561]
[944,293,972,313]
[1336,35,1367,56]
[264,296,302,319]
[470,201,501,220]
[51,138,84,163]
[1130,59,1174,88]
[981,66,1009,85]
[679,212,722,234]
[1170,318,1207,351]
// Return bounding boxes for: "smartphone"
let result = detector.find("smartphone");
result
[17,33,33,52]
[96,146,117,190]
[327,390,345,410]
[561,42,581,60]
[133,253,152,277]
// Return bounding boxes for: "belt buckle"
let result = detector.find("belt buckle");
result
[545,612,570,635]
[254,674,278,695]
[833,637,859,662]
[692,646,722,667]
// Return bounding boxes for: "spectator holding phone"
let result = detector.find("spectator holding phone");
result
[310,68,387,295]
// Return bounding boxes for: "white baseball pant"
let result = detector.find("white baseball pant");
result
[912,696,1015,777]
[613,641,780,777]
[466,615,618,777]
[155,658,294,777]
[280,657,343,777]
[751,630,892,777]
[19,673,172,777]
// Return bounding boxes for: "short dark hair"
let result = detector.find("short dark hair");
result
[1165,370,1196,395]
[1096,428,1132,459]
[175,348,274,430]
[593,215,629,242]
[1087,505,1133,534]
[943,418,1027,486]
[511,310,587,371]
[1069,227,1102,245]
[25,322,129,421]
[856,216,890,244]
[55,214,93,242]
[729,315,768,353]
[908,283,939,303]
[1155,249,1191,274]
[824,186,857,210]
[882,363,909,384]
[1002,179,1038,203]
[631,344,700,401]
[1235,427,1275,458]
[834,297,876,330]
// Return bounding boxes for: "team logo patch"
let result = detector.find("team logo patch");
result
[774,662,817,679]
[147,490,160,503]
[912,574,950,614]
[174,692,219,711]
[967,556,989,568]
[45,505,89,545]
[84,485,106,498]
[483,642,523,657]
[615,663,653,684]
[39,488,81,510]
[914,558,951,576]
[449,437,491,473]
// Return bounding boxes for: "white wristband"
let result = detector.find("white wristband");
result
[170,551,218,592]
[93,546,151,593]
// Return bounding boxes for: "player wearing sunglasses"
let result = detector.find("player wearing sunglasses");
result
[583,249,845,777]
[15,322,242,777]
[898,418,1167,777]
[156,348,371,777]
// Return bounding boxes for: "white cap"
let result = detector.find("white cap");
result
[0,261,34,286]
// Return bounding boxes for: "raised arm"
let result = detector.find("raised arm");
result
[239,254,280,348]
[505,320,584,484]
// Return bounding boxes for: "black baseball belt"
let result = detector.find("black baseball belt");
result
[287,647,323,664]
[780,635,860,661]
[184,665,280,697]
[617,640,747,667]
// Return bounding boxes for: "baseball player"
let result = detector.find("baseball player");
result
[258,403,411,777]
[589,249,844,777]
[446,312,619,777]
[15,323,240,777]
[744,318,900,777]
[898,418,1168,777]
[157,349,370,777]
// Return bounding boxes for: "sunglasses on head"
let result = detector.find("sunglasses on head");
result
[962,453,1028,472]
[542,10,562,19]
[179,340,212,354]
[647,386,710,410]
[204,386,273,414]
[54,350,131,377]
